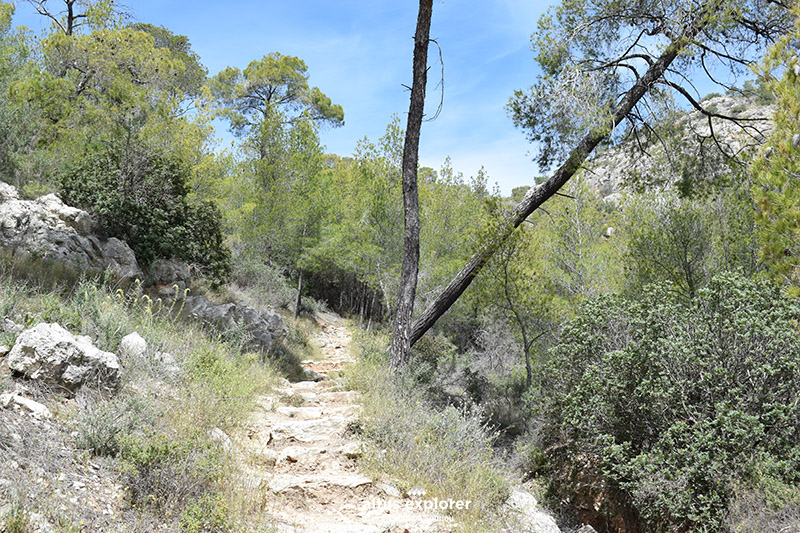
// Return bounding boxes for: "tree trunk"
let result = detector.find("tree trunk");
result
[389,0,433,365]
[359,282,366,328]
[408,1,717,348]
[367,292,376,331]
[293,269,303,321]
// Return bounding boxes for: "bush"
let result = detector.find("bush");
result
[60,143,231,285]
[538,273,800,531]
[118,432,224,515]
[179,493,233,533]
[75,394,153,457]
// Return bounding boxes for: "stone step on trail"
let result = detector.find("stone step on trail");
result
[268,472,373,494]
[275,406,324,420]
[269,416,348,443]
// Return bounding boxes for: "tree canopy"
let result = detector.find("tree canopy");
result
[210,52,344,137]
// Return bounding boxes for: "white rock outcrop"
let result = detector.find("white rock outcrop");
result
[0,184,142,283]
[583,95,775,200]
[7,323,121,390]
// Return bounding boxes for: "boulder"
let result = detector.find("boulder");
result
[184,296,286,352]
[0,186,142,283]
[7,323,121,390]
[149,258,191,286]
[506,488,562,533]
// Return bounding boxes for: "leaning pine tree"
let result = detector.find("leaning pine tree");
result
[408,0,792,348]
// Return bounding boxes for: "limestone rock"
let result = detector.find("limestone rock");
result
[270,417,347,443]
[0,186,142,283]
[0,392,52,418]
[268,473,372,494]
[303,368,322,382]
[119,332,147,360]
[149,258,191,286]
[0,182,18,202]
[276,406,323,420]
[209,427,235,453]
[338,441,364,459]
[280,446,312,463]
[583,95,775,200]
[252,447,279,466]
[506,488,561,533]
[1,318,21,335]
[184,296,286,353]
[375,481,402,498]
[7,323,121,390]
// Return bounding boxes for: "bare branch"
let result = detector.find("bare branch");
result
[425,38,444,122]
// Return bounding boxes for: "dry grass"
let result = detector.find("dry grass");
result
[345,330,512,532]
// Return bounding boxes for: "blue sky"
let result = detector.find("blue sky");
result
[10,0,554,195]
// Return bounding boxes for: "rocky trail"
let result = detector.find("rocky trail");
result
[235,313,452,533]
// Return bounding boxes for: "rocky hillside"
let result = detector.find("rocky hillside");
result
[582,93,775,200]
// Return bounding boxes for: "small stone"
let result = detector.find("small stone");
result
[376,481,402,498]
[252,448,278,467]
[303,368,322,382]
[793,133,800,150]
[0,393,52,419]
[0,345,9,357]
[119,332,147,359]
[209,427,235,453]
[1,318,21,334]
[338,441,363,459]
[281,446,311,463]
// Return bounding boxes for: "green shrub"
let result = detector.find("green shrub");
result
[75,395,153,457]
[1,501,30,533]
[118,432,224,514]
[179,493,233,533]
[60,143,231,285]
[230,254,295,309]
[538,273,800,530]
